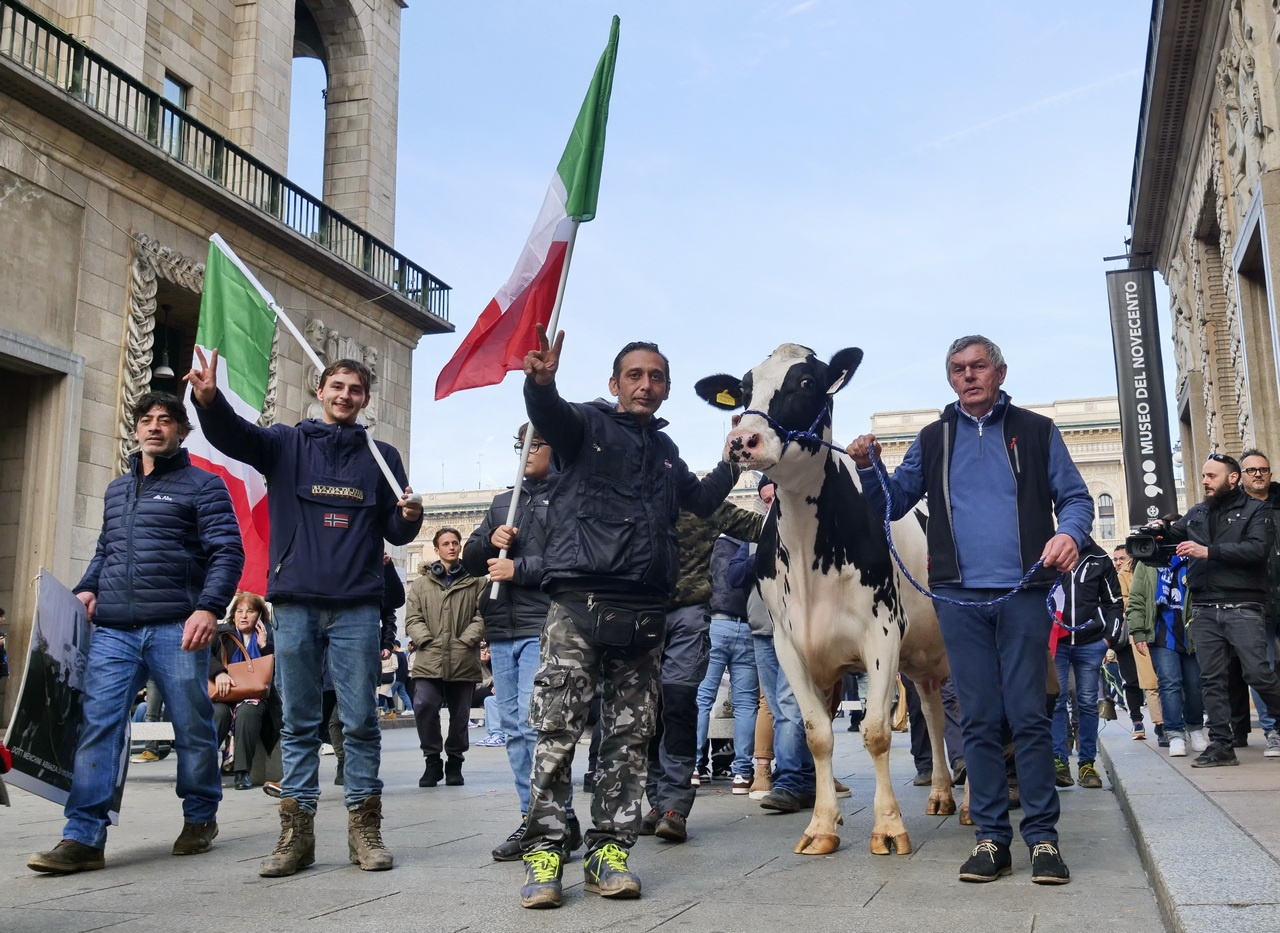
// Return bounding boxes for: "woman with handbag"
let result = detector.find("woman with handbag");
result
[210,592,280,791]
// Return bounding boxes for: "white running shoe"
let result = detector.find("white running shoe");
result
[1265,730,1280,758]
[1168,737,1187,758]
[1190,730,1209,753]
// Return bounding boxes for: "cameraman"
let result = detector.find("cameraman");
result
[1158,453,1280,767]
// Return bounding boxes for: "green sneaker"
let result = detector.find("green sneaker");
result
[1077,760,1103,789]
[583,842,641,899]
[1053,756,1073,788]
[520,850,563,909]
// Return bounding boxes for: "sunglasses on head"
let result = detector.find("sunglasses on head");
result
[1207,452,1241,473]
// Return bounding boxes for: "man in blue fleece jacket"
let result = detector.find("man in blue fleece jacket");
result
[848,335,1093,887]
[187,351,422,878]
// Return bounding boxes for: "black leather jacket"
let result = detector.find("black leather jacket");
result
[524,379,737,599]
[1167,486,1275,604]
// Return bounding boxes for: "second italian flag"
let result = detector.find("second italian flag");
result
[434,16,620,399]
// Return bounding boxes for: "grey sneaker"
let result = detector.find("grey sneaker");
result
[1266,730,1280,758]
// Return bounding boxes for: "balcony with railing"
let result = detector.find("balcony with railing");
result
[0,0,449,323]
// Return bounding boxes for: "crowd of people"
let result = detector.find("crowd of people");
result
[18,332,1280,911]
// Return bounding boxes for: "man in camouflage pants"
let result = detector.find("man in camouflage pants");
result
[518,328,737,909]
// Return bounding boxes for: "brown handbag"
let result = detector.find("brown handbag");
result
[208,632,274,703]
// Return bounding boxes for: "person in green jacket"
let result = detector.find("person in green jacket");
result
[405,528,486,788]
[1126,553,1203,758]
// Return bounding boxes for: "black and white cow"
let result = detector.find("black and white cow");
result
[695,343,954,856]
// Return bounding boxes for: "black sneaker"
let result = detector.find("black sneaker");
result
[758,788,816,812]
[583,843,641,898]
[638,807,661,836]
[1053,756,1073,788]
[492,817,528,861]
[419,756,443,788]
[654,811,687,843]
[565,812,583,853]
[1191,742,1240,768]
[520,850,564,909]
[958,840,1012,882]
[1030,841,1071,885]
[1076,760,1103,789]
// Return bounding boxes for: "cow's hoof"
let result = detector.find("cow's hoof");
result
[958,806,973,826]
[927,798,957,816]
[869,832,912,855]
[795,833,840,855]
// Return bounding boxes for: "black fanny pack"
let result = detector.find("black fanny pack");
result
[586,594,666,652]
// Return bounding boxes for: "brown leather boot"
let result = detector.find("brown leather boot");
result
[348,795,394,871]
[258,798,315,877]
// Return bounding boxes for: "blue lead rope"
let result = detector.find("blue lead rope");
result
[739,404,1046,610]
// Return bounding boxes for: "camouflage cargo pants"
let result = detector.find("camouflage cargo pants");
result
[524,594,662,854]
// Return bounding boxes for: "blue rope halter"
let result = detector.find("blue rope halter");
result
[738,404,1050,611]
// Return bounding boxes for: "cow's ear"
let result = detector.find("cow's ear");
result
[694,374,745,410]
[825,348,863,396]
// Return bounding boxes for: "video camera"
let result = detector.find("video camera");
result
[1125,523,1178,566]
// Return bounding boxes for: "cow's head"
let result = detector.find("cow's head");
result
[695,343,863,469]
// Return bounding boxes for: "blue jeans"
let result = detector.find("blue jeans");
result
[272,602,382,812]
[64,623,220,849]
[695,618,758,776]
[752,634,814,794]
[1148,645,1203,737]
[935,587,1058,848]
[489,635,541,813]
[390,680,412,713]
[1052,638,1107,761]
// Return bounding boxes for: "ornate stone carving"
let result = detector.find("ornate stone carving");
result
[302,317,380,429]
[1219,0,1271,213]
[119,234,281,469]
[118,235,205,474]
[258,326,280,427]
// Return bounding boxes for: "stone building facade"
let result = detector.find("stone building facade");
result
[0,0,450,720]
[1129,0,1280,495]
[871,397,1129,550]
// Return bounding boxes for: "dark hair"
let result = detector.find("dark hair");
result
[131,391,191,432]
[433,527,461,547]
[514,422,545,443]
[757,473,776,497]
[1241,447,1270,464]
[319,358,373,394]
[612,341,670,381]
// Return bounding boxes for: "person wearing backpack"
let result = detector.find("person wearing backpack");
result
[1048,537,1122,791]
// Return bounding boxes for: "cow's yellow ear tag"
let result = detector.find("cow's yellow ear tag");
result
[716,390,736,406]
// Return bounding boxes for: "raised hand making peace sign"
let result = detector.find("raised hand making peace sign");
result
[184,346,219,407]
[523,324,565,386]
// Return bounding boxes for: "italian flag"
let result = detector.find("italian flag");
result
[184,234,276,594]
[435,15,620,399]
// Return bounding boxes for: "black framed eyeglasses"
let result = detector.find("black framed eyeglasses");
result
[513,441,547,454]
[1243,466,1272,476]
[1207,452,1242,473]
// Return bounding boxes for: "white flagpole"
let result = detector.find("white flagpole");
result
[490,220,581,598]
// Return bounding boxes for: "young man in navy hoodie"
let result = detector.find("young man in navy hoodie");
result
[187,352,422,877]
[848,335,1093,886]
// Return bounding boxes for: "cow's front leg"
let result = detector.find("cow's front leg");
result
[862,655,911,855]
[774,634,842,855]
[917,681,957,817]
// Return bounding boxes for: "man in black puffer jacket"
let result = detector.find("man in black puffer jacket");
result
[27,392,243,875]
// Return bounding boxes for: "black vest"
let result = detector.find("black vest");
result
[918,401,1057,587]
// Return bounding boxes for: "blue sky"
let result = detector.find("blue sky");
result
[292,2,1158,493]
